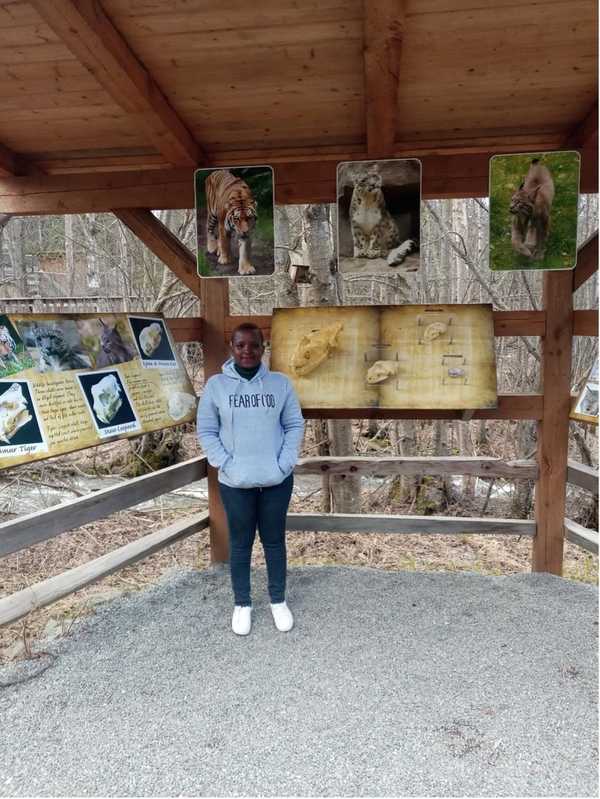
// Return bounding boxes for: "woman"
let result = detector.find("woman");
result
[197,322,304,636]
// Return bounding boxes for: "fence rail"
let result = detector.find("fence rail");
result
[0,457,207,557]
[0,296,158,314]
[0,511,209,627]
[296,456,538,480]
[567,460,598,494]
[564,459,599,555]
[286,513,535,536]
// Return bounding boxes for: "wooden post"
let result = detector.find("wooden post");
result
[533,271,574,574]
[200,278,230,564]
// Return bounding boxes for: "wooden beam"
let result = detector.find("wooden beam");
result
[0,141,26,177]
[225,310,547,341]
[563,102,598,150]
[295,456,538,480]
[30,0,203,167]
[166,316,202,343]
[0,511,209,627]
[225,314,273,340]
[533,271,574,575]
[200,278,231,565]
[286,512,535,536]
[564,518,599,555]
[0,457,207,558]
[364,0,403,158]
[572,233,598,292]
[300,394,543,420]
[114,208,201,296]
[573,309,598,336]
[566,460,598,494]
[2,150,595,214]
[492,310,545,337]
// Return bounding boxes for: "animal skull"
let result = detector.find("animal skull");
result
[366,360,399,384]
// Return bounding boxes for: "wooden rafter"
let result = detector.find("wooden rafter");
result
[363,0,404,157]
[563,101,598,150]
[573,233,598,292]
[0,141,24,177]
[30,0,204,168]
[114,208,200,296]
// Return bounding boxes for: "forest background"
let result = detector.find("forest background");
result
[0,195,597,660]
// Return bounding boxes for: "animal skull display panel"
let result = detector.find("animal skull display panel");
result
[270,304,497,410]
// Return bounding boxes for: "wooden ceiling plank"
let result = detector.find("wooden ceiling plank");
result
[123,19,364,53]
[114,208,200,296]
[104,1,363,35]
[29,0,204,167]
[363,0,404,157]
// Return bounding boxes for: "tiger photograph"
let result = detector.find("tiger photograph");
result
[489,151,580,271]
[195,166,274,277]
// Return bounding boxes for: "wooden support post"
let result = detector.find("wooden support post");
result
[200,278,230,564]
[533,271,574,574]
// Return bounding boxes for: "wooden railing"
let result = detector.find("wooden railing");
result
[0,457,209,626]
[564,460,599,555]
[0,454,540,627]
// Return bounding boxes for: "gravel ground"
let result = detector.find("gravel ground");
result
[0,566,597,797]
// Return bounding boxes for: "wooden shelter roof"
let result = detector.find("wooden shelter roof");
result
[0,0,597,211]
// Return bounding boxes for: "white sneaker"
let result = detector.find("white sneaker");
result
[270,601,294,632]
[232,605,252,636]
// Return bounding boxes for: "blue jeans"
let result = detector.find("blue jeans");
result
[218,474,293,606]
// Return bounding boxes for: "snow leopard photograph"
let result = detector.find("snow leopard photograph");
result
[336,158,421,277]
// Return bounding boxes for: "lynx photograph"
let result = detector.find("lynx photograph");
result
[489,151,580,271]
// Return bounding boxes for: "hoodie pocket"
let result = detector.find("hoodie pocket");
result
[223,454,284,488]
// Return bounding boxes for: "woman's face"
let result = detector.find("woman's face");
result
[231,330,264,369]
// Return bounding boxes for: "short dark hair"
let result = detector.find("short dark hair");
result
[230,322,264,345]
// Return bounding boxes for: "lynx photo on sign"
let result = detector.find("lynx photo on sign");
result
[337,158,421,276]
[270,304,497,410]
[195,165,274,278]
[489,151,580,271]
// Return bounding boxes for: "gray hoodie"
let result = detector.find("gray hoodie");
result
[196,357,304,488]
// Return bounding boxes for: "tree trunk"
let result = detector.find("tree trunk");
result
[510,421,536,517]
[274,206,299,308]
[302,203,358,512]
[65,215,76,295]
[303,204,335,306]
[327,419,361,512]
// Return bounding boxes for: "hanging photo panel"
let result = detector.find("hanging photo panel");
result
[336,158,421,277]
[570,361,598,426]
[0,313,196,470]
[270,304,497,410]
[195,165,274,278]
[489,151,580,271]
